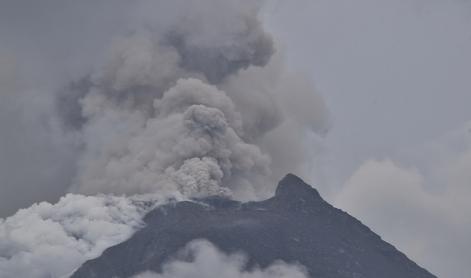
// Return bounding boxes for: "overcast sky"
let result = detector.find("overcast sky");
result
[265,0,471,185]
[0,1,470,277]
[266,1,471,277]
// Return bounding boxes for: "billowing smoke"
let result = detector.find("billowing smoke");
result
[0,0,328,277]
[59,0,328,200]
[72,77,271,199]
[133,240,308,278]
[0,0,328,213]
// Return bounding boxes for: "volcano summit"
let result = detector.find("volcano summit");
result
[72,174,436,278]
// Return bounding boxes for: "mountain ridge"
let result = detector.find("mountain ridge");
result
[72,174,436,278]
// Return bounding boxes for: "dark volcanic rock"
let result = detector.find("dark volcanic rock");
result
[72,174,436,278]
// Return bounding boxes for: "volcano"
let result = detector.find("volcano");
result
[72,174,436,278]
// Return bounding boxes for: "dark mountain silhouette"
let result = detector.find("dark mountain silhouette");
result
[72,174,436,278]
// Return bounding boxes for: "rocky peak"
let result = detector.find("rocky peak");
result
[72,174,436,278]
[274,174,324,210]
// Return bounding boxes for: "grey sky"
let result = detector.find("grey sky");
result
[265,0,471,185]
[265,1,471,277]
[0,1,470,277]
[265,0,470,171]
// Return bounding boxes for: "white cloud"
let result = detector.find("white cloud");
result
[335,149,471,278]
[133,240,307,278]
[0,194,158,278]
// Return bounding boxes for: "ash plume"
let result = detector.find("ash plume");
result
[0,0,328,277]
[58,0,329,200]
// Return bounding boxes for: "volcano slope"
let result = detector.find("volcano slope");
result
[72,174,436,278]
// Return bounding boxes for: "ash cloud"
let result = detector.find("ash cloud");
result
[0,0,328,215]
[0,0,328,277]
[73,78,271,199]
[0,49,77,217]
[56,0,328,200]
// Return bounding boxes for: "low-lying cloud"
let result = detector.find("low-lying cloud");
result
[133,240,307,278]
[0,194,161,278]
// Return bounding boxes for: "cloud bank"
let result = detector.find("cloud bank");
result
[0,194,159,278]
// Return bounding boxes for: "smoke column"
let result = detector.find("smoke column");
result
[0,0,328,277]
[60,0,328,200]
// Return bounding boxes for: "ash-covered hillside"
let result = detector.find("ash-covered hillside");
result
[72,174,436,278]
